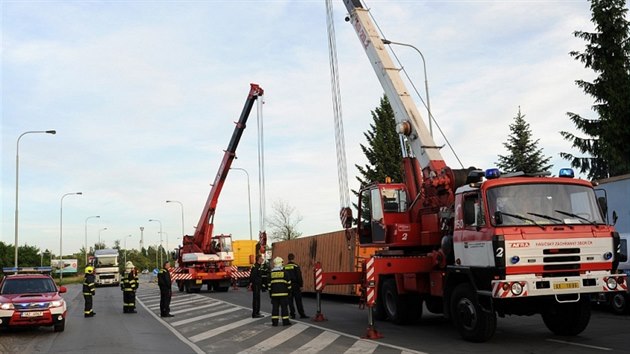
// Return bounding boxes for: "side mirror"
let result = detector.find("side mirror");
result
[59,286,67,294]
[613,211,618,226]
[494,211,503,225]
[598,196,608,218]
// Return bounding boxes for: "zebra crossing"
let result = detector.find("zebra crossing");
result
[135,284,426,354]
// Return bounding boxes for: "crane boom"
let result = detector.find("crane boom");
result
[188,83,264,254]
[342,0,444,171]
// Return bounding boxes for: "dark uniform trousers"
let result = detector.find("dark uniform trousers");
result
[269,267,292,326]
[284,262,306,318]
[83,274,96,317]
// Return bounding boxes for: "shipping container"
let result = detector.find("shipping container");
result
[233,240,257,268]
[272,230,381,296]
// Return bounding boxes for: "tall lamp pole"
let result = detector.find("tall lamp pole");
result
[230,167,253,240]
[149,219,163,266]
[60,192,82,281]
[98,227,108,249]
[166,200,185,241]
[84,215,100,266]
[381,39,433,137]
[14,129,56,268]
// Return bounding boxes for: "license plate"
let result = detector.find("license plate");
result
[195,280,202,285]
[553,281,580,290]
[21,311,44,318]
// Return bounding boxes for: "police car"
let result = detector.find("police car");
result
[0,267,67,332]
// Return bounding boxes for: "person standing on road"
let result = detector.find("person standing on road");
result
[284,253,308,319]
[268,257,292,326]
[83,266,96,318]
[121,262,139,313]
[157,261,174,318]
[248,255,266,318]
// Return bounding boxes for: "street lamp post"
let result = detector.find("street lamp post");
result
[84,215,100,266]
[148,219,163,266]
[98,227,108,249]
[230,167,253,240]
[381,39,433,137]
[166,200,185,241]
[124,234,132,265]
[60,192,82,281]
[14,129,56,268]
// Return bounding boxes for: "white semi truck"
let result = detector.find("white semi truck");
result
[93,249,120,286]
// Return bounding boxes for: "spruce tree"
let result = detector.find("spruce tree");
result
[355,95,403,188]
[560,0,630,179]
[497,107,552,173]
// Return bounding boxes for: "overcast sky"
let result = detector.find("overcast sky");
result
[2,0,600,259]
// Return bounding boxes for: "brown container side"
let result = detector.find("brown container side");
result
[272,230,380,296]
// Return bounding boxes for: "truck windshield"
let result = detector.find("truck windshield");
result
[486,183,604,226]
[96,256,117,267]
[220,237,232,252]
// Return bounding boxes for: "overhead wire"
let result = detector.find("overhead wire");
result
[325,0,351,209]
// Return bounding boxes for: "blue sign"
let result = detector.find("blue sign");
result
[153,268,159,275]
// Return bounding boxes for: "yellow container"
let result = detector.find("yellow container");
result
[232,240,257,268]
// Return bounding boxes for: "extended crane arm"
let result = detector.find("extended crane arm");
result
[343,0,460,207]
[188,83,264,253]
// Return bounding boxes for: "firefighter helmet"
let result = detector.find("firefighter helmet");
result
[85,266,94,274]
[125,261,135,272]
[273,257,283,267]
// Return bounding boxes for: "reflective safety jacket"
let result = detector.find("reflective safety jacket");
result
[268,266,291,297]
[83,274,96,296]
[284,262,303,288]
[121,272,139,292]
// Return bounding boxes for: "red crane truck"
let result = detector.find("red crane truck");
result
[172,83,264,293]
[317,0,627,342]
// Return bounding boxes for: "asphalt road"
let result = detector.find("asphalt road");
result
[1,275,629,354]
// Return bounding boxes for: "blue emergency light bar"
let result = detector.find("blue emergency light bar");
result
[485,168,501,179]
[558,168,575,178]
[2,266,53,274]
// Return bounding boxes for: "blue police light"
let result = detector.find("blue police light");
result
[485,168,501,179]
[510,255,520,264]
[558,168,575,178]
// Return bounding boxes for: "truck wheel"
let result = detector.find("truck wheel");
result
[381,278,420,324]
[610,293,628,315]
[178,281,184,292]
[450,283,496,342]
[53,319,65,332]
[184,281,192,293]
[541,298,591,336]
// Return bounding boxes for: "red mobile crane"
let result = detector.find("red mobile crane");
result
[172,83,264,293]
[316,1,627,342]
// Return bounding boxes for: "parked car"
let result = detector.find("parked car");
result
[0,267,67,332]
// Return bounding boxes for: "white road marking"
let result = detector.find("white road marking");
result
[190,317,262,343]
[237,323,309,353]
[546,339,612,351]
[171,301,225,315]
[172,307,241,326]
[343,340,378,354]
[290,331,340,354]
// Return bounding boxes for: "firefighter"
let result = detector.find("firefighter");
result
[83,266,96,318]
[285,253,308,319]
[121,261,139,313]
[268,256,291,326]
[157,261,174,317]
[248,255,266,318]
